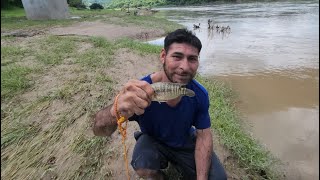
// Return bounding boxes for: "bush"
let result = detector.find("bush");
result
[1,0,23,9]
[75,3,86,10]
[89,3,104,10]
[68,0,86,9]
[67,0,79,6]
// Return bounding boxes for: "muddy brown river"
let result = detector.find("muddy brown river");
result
[151,1,319,179]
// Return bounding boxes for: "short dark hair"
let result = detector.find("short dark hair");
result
[164,28,202,53]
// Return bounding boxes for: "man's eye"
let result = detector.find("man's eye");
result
[189,58,198,62]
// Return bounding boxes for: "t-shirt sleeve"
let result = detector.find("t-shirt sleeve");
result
[193,91,211,129]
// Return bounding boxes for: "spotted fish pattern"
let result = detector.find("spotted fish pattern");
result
[150,82,195,102]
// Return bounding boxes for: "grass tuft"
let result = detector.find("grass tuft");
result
[1,122,41,149]
[1,46,28,66]
[1,65,33,100]
[72,134,107,179]
[90,36,112,48]
[116,38,162,54]
[36,36,77,65]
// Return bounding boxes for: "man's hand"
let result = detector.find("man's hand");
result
[110,79,154,118]
[93,79,154,137]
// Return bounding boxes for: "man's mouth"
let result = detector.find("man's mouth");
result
[176,73,189,78]
[174,74,191,82]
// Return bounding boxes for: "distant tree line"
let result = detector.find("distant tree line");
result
[107,0,166,9]
[1,0,241,10]
[1,0,23,9]
[1,0,104,10]
[106,0,240,8]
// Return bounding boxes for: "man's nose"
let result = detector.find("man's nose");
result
[179,58,190,71]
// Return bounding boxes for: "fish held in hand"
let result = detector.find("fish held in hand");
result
[150,82,195,102]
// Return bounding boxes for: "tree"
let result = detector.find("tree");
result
[1,0,23,9]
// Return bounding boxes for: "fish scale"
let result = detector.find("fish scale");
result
[150,82,195,102]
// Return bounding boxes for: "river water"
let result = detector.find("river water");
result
[151,1,319,179]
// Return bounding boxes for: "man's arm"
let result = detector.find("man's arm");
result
[93,79,154,137]
[195,128,213,180]
[93,104,118,136]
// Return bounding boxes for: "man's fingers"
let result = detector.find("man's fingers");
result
[116,79,154,118]
[117,102,133,118]
[132,105,145,115]
[124,81,152,106]
[127,80,154,100]
[139,81,155,100]
[118,102,144,117]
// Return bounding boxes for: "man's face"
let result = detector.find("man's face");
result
[161,43,199,84]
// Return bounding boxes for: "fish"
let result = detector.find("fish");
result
[150,82,195,102]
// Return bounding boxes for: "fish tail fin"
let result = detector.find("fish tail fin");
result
[185,89,195,97]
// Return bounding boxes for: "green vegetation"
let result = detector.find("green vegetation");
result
[71,135,108,179]
[1,65,33,100]
[1,7,182,32]
[107,0,243,8]
[107,0,166,9]
[1,0,23,9]
[116,38,162,55]
[1,35,117,179]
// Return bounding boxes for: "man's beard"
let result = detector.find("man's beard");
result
[163,61,195,84]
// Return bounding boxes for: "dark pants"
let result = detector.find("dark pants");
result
[131,132,227,180]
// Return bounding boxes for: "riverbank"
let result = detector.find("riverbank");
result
[1,8,281,179]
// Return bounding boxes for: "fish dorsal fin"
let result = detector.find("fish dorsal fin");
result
[151,82,186,87]
[167,82,187,87]
[176,83,187,87]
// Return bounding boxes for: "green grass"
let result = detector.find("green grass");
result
[196,75,282,179]
[35,36,77,65]
[75,48,113,68]
[1,7,26,17]
[1,65,33,100]
[71,134,108,179]
[1,46,29,66]
[95,73,113,84]
[1,16,76,31]
[116,38,162,55]
[1,34,118,179]
[1,122,41,149]
[90,36,113,48]
[1,7,87,30]
[73,36,114,67]
[1,7,182,32]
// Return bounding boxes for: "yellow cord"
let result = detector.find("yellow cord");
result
[114,94,130,180]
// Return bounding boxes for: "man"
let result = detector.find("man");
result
[93,29,227,180]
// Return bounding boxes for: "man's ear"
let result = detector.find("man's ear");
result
[160,48,166,64]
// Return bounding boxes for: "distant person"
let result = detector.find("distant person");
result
[93,28,227,180]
